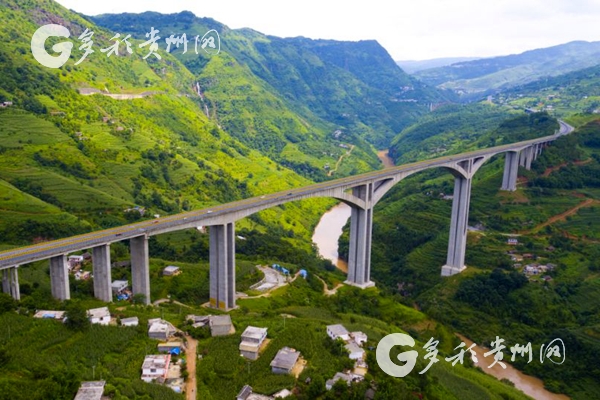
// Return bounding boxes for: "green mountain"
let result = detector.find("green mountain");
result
[89,11,452,147]
[415,41,600,96]
[345,112,600,399]
[496,64,600,117]
[0,0,345,247]
[396,57,480,74]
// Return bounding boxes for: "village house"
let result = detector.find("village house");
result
[141,354,171,383]
[187,314,211,328]
[511,254,524,262]
[148,319,174,340]
[507,238,519,245]
[209,315,234,336]
[75,270,91,280]
[33,310,65,320]
[111,279,128,294]
[236,385,253,400]
[326,324,350,341]
[68,255,84,270]
[239,326,268,360]
[158,342,183,355]
[345,341,365,360]
[162,266,181,276]
[121,316,139,327]
[270,347,300,375]
[350,331,368,346]
[74,381,105,400]
[325,372,364,390]
[87,307,111,325]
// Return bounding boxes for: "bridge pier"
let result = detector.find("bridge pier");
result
[131,235,151,305]
[50,255,70,300]
[501,151,520,191]
[92,245,112,302]
[209,222,236,310]
[525,146,534,170]
[346,184,375,288]
[1,267,20,300]
[441,175,472,276]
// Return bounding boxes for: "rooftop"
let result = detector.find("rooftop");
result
[241,326,267,341]
[345,341,363,354]
[33,310,65,319]
[121,316,139,325]
[74,381,106,400]
[163,265,180,272]
[142,354,170,370]
[111,279,128,288]
[270,347,300,370]
[327,324,349,337]
[237,384,252,400]
[210,315,232,327]
[149,322,169,334]
[87,307,110,319]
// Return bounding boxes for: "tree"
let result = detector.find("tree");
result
[64,301,90,331]
[132,293,147,305]
[0,293,16,314]
[306,375,326,398]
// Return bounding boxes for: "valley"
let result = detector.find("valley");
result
[1,0,600,399]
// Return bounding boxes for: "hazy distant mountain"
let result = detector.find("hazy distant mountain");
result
[396,57,480,74]
[415,41,600,95]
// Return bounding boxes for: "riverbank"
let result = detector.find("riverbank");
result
[456,334,569,399]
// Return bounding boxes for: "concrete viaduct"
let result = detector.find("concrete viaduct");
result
[0,120,574,310]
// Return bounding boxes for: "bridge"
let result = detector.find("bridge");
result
[0,120,574,310]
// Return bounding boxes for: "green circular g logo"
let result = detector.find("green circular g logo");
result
[31,24,73,68]
[376,333,419,377]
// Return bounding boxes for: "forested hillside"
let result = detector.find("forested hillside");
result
[89,11,452,148]
[344,118,600,399]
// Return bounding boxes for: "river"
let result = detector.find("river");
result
[311,200,569,398]
[457,334,569,400]
[311,202,351,272]
[377,149,395,168]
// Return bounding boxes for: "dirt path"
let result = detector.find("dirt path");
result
[542,159,592,177]
[328,145,355,176]
[522,198,598,234]
[315,275,343,296]
[185,335,198,400]
[153,298,193,308]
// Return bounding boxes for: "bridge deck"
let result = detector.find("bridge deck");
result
[0,120,573,269]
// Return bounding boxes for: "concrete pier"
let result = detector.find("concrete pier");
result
[346,184,375,288]
[1,269,8,295]
[131,235,151,305]
[92,245,112,302]
[501,151,520,191]
[50,255,70,300]
[441,175,472,276]
[209,222,236,310]
[1,267,20,300]
[525,146,533,170]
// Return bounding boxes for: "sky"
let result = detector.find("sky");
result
[55,0,600,60]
